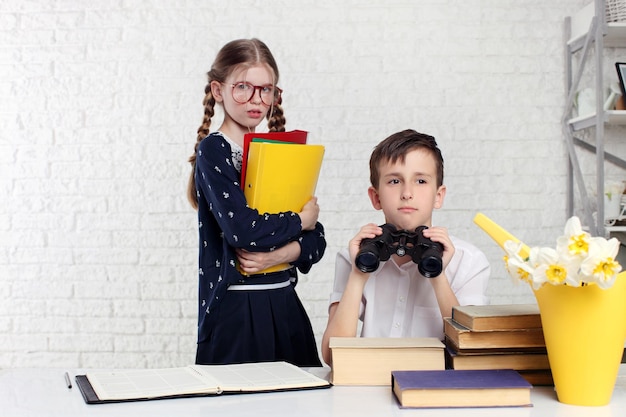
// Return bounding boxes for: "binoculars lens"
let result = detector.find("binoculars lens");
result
[418,256,443,278]
[355,251,380,273]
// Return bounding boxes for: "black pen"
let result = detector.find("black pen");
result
[64,371,72,389]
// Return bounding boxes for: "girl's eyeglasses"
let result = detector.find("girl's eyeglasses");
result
[230,82,282,106]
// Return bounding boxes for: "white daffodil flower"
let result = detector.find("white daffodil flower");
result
[529,246,578,289]
[503,240,533,285]
[502,216,622,290]
[580,237,622,289]
[556,216,590,263]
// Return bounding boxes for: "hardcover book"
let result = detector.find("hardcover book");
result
[451,304,542,331]
[517,370,554,386]
[391,369,533,408]
[329,337,444,386]
[75,361,330,404]
[444,346,550,371]
[444,318,545,350]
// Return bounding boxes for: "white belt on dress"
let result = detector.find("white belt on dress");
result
[227,278,292,291]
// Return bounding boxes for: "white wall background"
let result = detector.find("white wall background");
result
[2,0,616,369]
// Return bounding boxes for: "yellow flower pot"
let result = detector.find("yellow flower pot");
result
[533,272,626,406]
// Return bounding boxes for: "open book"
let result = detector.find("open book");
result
[76,361,331,404]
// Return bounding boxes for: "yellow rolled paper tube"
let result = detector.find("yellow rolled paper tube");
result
[473,213,530,259]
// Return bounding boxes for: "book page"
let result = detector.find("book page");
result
[190,361,329,392]
[87,367,219,401]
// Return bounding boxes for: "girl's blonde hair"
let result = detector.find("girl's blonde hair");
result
[187,38,286,209]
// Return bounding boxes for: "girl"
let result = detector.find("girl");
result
[187,38,325,366]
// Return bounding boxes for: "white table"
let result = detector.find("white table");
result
[2,365,625,416]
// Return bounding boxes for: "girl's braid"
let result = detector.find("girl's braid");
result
[267,101,286,132]
[187,83,216,209]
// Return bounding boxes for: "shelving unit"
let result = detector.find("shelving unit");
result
[564,0,626,236]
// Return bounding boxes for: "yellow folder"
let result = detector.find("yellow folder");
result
[240,141,325,274]
[244,141,325,214]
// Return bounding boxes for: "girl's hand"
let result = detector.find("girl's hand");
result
[299,197,320,231]
[236,242,299,274]
[349,223,383,272]
[420,226,455,272]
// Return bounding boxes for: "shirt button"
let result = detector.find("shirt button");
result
[394,322,400,328]
[399,296,406,303]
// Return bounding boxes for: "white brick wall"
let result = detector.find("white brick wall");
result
[0,0,603,368]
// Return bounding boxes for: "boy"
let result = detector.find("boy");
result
[321,129,490,365]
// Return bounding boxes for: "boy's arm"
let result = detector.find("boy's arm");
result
[441,238,491,306]
[421,226,460,318]
[321,223,382,365]
[321,269,369,365]
[429,272,460,319]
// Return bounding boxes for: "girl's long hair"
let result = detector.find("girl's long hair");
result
[186,38,286,209]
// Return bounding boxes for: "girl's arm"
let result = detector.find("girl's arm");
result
[196,136,307,250]
[291,221,326,273]
[236,222,326,275]
[236,241,300,274]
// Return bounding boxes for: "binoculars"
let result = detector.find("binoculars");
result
[355,224,444,277]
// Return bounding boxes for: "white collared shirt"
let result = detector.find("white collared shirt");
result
[329,236,490,339]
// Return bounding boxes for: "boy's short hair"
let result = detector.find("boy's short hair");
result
[369,129,444,189]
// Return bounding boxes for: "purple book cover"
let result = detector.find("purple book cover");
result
[392,369,532,390]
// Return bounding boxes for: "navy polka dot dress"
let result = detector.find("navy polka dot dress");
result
[194,132,324,366]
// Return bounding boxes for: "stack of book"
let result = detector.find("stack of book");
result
[329,337,445,385]
[444,304,552,386]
